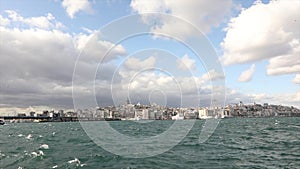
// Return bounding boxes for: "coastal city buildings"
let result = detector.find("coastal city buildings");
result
[1,100,300,123]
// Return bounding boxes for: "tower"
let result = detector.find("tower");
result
[126,97,130,105]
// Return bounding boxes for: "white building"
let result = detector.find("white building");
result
[198,108,212,119]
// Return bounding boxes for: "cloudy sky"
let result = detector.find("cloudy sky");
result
[0,0,299,114]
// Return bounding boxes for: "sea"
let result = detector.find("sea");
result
[1,117,299,169]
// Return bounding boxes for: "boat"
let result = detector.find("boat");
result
[0,118,5,125]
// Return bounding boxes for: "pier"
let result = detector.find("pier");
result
[0,116,123,123]
[0,116,78,122]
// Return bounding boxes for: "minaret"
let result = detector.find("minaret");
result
[126,97,130,105]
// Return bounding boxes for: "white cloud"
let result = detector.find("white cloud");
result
[266,42,300,75]
[293,91,300,103]
[75,33,126,63]
[111,58,228,107]
[238,64,255,82]
[176,54,196,71]
[0,15,10,26]
[130,0,167,14]
[201,69,225,82]
[113,71,214,107]
[293,74,300,84]
[62,0,93,18]
[5,10,22,21]
[0,10,216,108]
[0,27,75,82]
[0,13,126,110]
[4,10,64,29]
[221,0,300,72]
[124,56,156,70]
[130,0,233,37]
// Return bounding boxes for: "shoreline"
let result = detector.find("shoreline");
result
[1,115,300,124]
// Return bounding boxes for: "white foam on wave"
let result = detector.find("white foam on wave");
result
[31,152,38,157]
[39,150,44,156]
[31,150,44,157]
[68,158,86,167]
[0,151,5,157]
[80,164,86,167]
[39,144,49,149]
[68,158,80,164]
[26,134,33,139]
[52,165,58,168]
[52,132,56,136]
[18,134,23,137]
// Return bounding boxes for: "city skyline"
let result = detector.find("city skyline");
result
[0,0,299,115]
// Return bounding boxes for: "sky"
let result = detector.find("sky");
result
[0,0,299,115]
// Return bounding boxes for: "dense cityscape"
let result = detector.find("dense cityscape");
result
[1,100,300,123]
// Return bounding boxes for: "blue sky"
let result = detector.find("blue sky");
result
[0,0,299,114]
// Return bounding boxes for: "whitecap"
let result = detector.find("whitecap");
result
[26,134,33,139]
[39,150,44,156]
[31,150,44,157]
[0,152,5,157]
[52,132,56,136]
[52,165,58,168]
[31,152,38,157]
[18,134,23,137]
[39,144,49,149]
[68,158,81,164]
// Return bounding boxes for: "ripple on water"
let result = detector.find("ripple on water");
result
[67,157,86,167]
[0,118,300,168]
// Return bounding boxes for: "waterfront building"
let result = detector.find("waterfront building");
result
[58,110,64,117]
[155,110,163,120]
[148,109,156,120]
[29,111,35,117]
[184,109,197,119]
[218,108,232,118]
[66,111,77,117]
[17,113,26,117]
[96,108,105,119]
[42,110,49,117]
[198,108,212,119]
[171,111,184,120]
[142,109,149,120]
[134,108,143,120]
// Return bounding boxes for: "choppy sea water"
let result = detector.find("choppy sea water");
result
[1,117,299,169]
